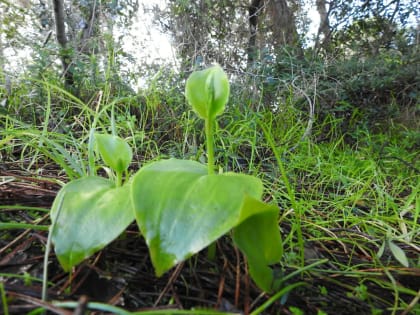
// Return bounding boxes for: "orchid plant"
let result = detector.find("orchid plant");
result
[50,65,283,292]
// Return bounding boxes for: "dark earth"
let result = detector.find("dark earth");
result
[1,165,419,314]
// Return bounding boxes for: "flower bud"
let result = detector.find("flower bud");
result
[95,134,132,173]
[185,65,230,120]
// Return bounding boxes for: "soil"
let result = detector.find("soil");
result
[1,166,419,315]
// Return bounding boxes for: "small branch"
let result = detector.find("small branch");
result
[288,75,316,153]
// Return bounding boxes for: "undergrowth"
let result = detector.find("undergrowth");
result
[0,71,419,314]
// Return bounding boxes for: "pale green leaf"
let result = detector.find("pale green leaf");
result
[233,202,283,292]
[95,134,132,173]
[131,158,282,292]
[51,177,134,271]
[388,240,409,267]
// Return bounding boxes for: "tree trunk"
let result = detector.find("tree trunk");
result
[315,0,331,52]
[247,0,264,67]
[267,0,301,50]
[0,7,4,76]
[0,6,11,109]
[52,0,74,87]
[78,0,101,55]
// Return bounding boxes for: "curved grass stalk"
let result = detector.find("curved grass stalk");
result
[0,282,8,315]
[258,120,304,265]
[250,282,306,315]
[42,196,64,302]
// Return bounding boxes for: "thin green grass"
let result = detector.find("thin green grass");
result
[0,223,49,230]
[0,282,8,315]
[1,73,418,314]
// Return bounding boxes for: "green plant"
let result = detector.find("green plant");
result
[0,281,9,315]
[49,65,283,293]
[377,231,410,267]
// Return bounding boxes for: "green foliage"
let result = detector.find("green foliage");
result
[377,233,410,268]
[289,306,304,315]
[131,158,282,291]
[246,44,418,136]
[49,66,283,293]
[160,0,248,71]
[2,63,418,312]
[2,3,419,312]
[317,52,418,129]
[0,282,8,315]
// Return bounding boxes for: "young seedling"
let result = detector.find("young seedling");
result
[50,65,283,293]
[185,64,229,174]
[131,65,283,291]
[185,64,229,259]
[49,134,134,270]
[95,134,132,187]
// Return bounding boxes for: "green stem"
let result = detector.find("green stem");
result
[88,128,96,176]
[205,117,217,260]
[116,171,122,188]
[205,118,215,175]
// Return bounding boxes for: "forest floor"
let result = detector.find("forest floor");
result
[1,164,419,315]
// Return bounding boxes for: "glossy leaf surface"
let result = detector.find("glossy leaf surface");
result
[131,158,282,291]
[50,176,134,271]
[233,205,283,292]
[185,65,229,120]
[95,134,132,173]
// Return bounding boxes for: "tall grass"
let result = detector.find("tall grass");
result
[1,70,418,314]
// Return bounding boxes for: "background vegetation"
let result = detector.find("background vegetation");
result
[0,0,419,314]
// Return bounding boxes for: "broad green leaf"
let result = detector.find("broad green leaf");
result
[233,200,283,292]
[131,159,282,292]
[388,240,409,267]
[50,177,134,271]
[95,134,132,173]
[185,65,229,120]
